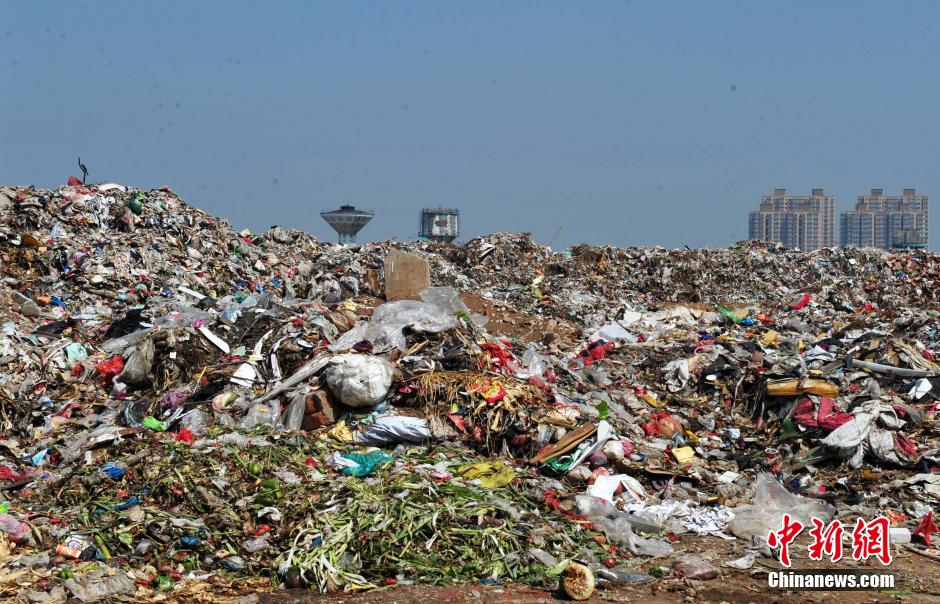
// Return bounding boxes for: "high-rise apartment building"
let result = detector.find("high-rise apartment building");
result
[748,188,835,251]
[840,188,928,250]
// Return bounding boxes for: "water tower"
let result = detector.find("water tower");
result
[320,204,374,243]
[418,207,460,243]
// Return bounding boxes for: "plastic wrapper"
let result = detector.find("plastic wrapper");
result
[728,473,835,540]
[0,513,31,543]
[419,286,487,326]
[116,338,154,385]
[672,555,720,580]
[330,300,458,352]
[240,401,282,430]
[278,392,307,432]
[64,573,136,603]
[573,495,673,557]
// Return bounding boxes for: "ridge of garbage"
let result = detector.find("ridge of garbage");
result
[0,181,938,600]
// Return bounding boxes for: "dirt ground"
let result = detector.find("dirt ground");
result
[245,533,939,604]
[459,292,581,349]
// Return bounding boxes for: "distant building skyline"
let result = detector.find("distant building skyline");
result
[841,188,929,250]
[748,188,835,251]
[748,187,929,251]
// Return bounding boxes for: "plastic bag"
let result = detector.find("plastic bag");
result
[574,495,662,534]
[240,401,282,430]
[519,346,550,378]
[325,354,394,407]
[672,555,719,580]
[330,300,458,352]
[96,356,124,380]
[0,513,31,543]
[597,568,654,585]
[353,415,430,445]
[419,286,487,326]
[160,388,188,409]
[179,409,211,435]
[573,495,672,557]
[728,473,835,540]
[117,338,154,385]
[339,451,392,477]
[457,461,517,488]
[278,393,306,432]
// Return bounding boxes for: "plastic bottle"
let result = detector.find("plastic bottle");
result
[596,567,654,585]
[529,547,559,567]
[890,527,911,544]
[574,495,663,534]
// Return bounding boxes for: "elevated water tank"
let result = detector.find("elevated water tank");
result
[320,204,374,243]
[418,208,460,243]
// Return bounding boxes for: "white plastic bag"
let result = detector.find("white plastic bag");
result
[240,401,282,430]
[330,300,458,352]
[325,354,395,407]
[728,473,834,540]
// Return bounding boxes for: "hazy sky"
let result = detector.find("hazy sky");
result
[3,2,939,249]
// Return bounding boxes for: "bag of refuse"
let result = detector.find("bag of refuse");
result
[728,473,835,540]
[116,338,154,385]
[353,414,430,445]
[325,354,395,407]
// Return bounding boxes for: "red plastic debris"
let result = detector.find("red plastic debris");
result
[789,294,812,310]
[175,429,195,445]
[96,356,124,380]
[913,512,937,547]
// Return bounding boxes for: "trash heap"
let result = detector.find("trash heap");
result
[0,181,938,601]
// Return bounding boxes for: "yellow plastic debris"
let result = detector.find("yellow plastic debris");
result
[322,420,354,443]
[640,393,666,408]
[457,462,517,488]
[672,446,696,465]
[762,330,780,346]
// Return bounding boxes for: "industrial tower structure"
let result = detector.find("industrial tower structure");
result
[418,207,460,243]
[320,204,374,243]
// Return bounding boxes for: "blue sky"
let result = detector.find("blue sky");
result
[3,2,939,249]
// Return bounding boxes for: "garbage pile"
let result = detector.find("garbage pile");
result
[0,180,938,600]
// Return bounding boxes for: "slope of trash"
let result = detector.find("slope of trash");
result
[0,181,938,601]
